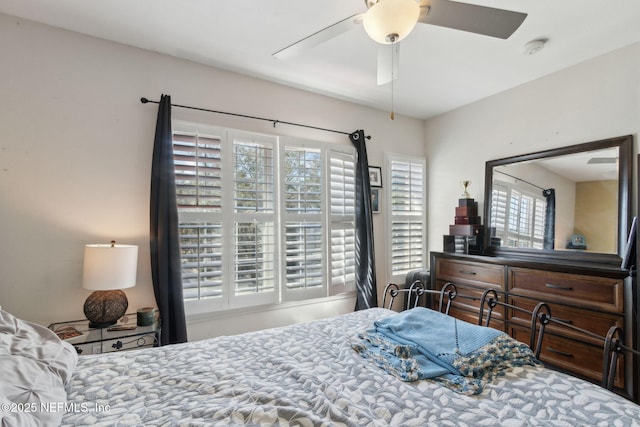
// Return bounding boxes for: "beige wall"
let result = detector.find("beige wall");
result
[574,180,618,253]
[0,13,425,338]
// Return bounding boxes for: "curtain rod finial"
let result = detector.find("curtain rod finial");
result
[140,97,149,104]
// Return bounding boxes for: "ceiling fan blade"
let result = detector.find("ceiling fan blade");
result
[377,43,399,86]
[419,0,527,39]
[273,13,365,60]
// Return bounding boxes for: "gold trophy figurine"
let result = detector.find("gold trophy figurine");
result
[461,181,471,198]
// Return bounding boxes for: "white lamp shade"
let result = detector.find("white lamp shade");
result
[82,244,138,291]
[363,0,420,44]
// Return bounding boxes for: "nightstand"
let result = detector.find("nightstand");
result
[49,312,161,355]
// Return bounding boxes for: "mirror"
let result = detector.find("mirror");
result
[483,135,632,264]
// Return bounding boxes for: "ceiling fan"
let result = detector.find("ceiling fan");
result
[273,0,528,85]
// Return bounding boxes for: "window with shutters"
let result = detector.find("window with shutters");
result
[385,154,427,279]
[173,121,356,313]
[490,180,546,249]
[328,149,356,294]
[281,145,323,301]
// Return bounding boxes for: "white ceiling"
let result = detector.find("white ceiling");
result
[2,0,640,120]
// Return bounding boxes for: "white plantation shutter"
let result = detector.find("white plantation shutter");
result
[329,153,356,217]
[490,181,508,239]
[233,138,275,213]
[386,154,426,279]
[281,145,324,301]
[233,221,276,295]
[173,132,222,210]
[533,199,546,248]
[173,121,357,313]
[284,147,322,214]
[328,149,356,293]
[174,129,225,311]
[179,222,223,302]
[390,221,424,272]
[515,192,533,236]
[285,222,323,289]
[493,179,546,249]
[231,133,278,307]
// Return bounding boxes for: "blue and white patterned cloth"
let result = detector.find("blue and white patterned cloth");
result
[352,307,539,394]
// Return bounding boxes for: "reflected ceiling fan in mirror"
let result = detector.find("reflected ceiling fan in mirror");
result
[273,0,527,118]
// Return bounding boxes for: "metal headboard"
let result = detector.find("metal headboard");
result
[476,287,640,391]
[383,280,639,392]
[382,281,456,315]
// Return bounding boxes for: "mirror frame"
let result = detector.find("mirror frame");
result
[483,135,633,265]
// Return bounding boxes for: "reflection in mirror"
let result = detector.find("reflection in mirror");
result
[484,135,632,262]
[490,147,619,253]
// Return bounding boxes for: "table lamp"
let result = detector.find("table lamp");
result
[82,241,138,328]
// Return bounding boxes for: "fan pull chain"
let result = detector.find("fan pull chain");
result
[390,38,396,120]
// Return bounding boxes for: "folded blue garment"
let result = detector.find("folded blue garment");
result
[352,307,539,395]
[374,307,503,374]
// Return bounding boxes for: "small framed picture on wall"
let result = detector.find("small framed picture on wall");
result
[371,188,380,213]
[369,166,382,188]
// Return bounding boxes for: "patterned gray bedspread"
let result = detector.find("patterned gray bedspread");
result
[63,308,640,426]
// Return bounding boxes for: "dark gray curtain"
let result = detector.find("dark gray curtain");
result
[543,188,555,250]
[150,94,188,345]
[349,130,378,310]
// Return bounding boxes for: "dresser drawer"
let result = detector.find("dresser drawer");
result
[434,281,506,324]
[435,258,504,287]
[446,305,505,331]
[509,296,624,345]
[510,325,625,388]
[509,267,624,313]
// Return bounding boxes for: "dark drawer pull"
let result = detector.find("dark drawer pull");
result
[546,346,573,358]
[458,270,476,275]
[545,283,573,291]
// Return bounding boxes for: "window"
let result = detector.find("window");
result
[490,180,546,248]
[328,149,356,294]
[281,145,323,301]
[173,122,356,313]
[385,154,427,280]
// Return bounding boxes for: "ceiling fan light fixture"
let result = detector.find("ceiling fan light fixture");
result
[363,0,420,44]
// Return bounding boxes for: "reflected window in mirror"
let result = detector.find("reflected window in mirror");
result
[490,178,548,250]
[484,135,632,264]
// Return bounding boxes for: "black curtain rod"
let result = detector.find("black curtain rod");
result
[495,170,545,191]
[140,97,370,139]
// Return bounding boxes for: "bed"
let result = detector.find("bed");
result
[2,306,640,427]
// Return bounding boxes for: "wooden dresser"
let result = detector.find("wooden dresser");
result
[430,251,635,401]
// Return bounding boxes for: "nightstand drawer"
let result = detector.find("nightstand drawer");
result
[49,312,161,355]
[509,267,623,313]
[71,333,159,355]
[102,333,159,353]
